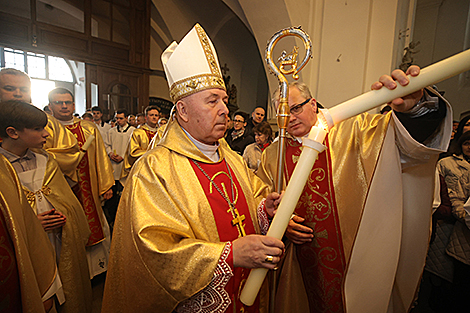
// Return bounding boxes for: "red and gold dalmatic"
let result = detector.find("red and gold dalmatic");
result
[121,124,157,179]
[258,103,451,313]
[64,118,114,246]
[102,118,270,313]
[284,137,346,313]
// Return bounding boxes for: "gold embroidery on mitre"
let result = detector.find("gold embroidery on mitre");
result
[195,24,221,77]
[170,74,226,102]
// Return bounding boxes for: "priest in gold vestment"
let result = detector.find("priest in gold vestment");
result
[102,24,285,313]
[257,82,452,313]
[0,153,58,313]
[120,105,160,180]
[0,68,81,181]
[48,87,115,279]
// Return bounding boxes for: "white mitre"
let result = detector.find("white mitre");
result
[161,23,226,103]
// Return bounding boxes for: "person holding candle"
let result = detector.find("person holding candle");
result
[102,24,285,313]
[48,87,115,280]
[257,79,452,313]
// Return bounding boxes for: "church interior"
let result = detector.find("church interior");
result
[1,1,470,313]
[0,0,468,121]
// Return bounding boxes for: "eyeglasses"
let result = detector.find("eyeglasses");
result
[52,100,73,105]
[290,98,311,115]
[233,119,245,123]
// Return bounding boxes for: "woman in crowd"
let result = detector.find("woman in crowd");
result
[243,121,273,172]
[437,130,470,312]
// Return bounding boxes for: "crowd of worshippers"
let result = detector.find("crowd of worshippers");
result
[0,23,465,313]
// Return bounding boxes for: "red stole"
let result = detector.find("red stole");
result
[65,121,104,246]
[190,159,260,312]
[0,208,22,313]
[143,128,156,142]
[285,137,346,313]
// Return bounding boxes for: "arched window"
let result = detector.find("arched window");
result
[108,82,137,114]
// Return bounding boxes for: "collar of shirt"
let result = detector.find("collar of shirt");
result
[57,118,75,126]
[145,124,158,132]
[0,146,37,171]
[117,123,131,132]
[181,127,220,162]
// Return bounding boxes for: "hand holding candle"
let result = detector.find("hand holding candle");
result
[240,48,470,306]
[240,126,327,306]
[77,134,95,164]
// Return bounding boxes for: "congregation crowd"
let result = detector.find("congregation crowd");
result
[0,23,468,313]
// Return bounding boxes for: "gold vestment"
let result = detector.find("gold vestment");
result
[102,118,269,313]
[121,124,156,179]
[44,115,80,181]
[258,97,452,313]
[147,124,167,151]
[25,149,92,313]
[70,118,114,219]
[0,154,56,312]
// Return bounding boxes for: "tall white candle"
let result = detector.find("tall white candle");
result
[329,49,470,125]
[240,48,470,306]
[240,126,327,306]
[78,134,95,164]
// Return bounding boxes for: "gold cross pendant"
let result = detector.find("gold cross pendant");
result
[231,207,247,237]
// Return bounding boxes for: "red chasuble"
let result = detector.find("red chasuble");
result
[0,208,22,313]
[143,128,156,142]
[65,121,104,246]
[190,159,260,313]
[285,137,346,313]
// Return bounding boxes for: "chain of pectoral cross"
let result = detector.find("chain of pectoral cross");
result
[191,160,247,237]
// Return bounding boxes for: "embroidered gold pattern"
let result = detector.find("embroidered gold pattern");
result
[170,74,226,102]
[195,24,221,77]
[25,186,52,205]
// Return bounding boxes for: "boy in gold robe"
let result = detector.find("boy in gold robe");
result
[0,100,92,312]
[0,153,58,312]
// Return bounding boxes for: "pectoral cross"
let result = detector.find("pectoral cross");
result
[231,206,246,237]
[222,182,246,237]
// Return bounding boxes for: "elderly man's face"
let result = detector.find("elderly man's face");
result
[179,88,229,145]
[286,87,317,137]
[252,107,265,124]
[0,74,31,102]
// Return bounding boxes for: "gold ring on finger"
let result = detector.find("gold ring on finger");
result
[265,255,274,263]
